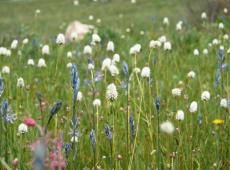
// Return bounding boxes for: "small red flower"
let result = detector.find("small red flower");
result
[24,117,36,126]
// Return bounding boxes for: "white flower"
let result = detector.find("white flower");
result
[227,48,230,54]
[133,67,141,74]
[163,17,169,25]
[187,71,195,79]
[92,33,101,43]
[141,67,150,78]
[27,59,35,65]
[18,123,28,134]
[220,98,227,108]
[37,58,46,67]
[96,18,101,24]
[140,30,145,35]
[11,40,18,49]
[201,12,207,19]
[89,15,94,20]
[17,77,25,88]
[201,91,210,101]
[176,21,183,31]
[158,35,167,43]
[149,40,161,49]
[129,44,141,55]
[163,41,172,50]
[203,49,208,55]
[101,58,112,71]
[219,45,224,50]
[73,0,79,6]
[2,66,10,74]
[67,51,72,58]
[88,63,95,70]
[35,9,41,14]
[93,99,101,107]
[223,34,229,40]
[212,39,219,45]
[42,45,50,55]
[126,28,131,33]
[77,91,83,101]
[56,33,65,45]
[106,83,118,101]
[224,8,228,14]
[67,62,73,68]
[106,41,115,52]
[22,38,29,45]
[176,110,184,121]
[112,54,120,64]
[70,32,78,41]
[71,136,78,143]
[189,101,198,113]
[160,121,175,134]
[172,88,182,97]
[109,65,119,76]
[83,45,92,55]
[131,0,136,4]
[0,47,7,56]
[218,23,224,29]
[193,49,199,56]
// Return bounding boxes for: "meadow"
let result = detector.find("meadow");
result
[0,0,230,169]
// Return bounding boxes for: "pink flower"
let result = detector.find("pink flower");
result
[24,117,36,126]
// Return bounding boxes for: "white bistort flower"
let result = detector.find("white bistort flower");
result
[18,123,28,134]
[77,91,83,101]
[92,33,101,43]
[187,71,195,79]
[212,39,219,45]
[193,49,199,56]
[67,51,73,58]
[129,44,141,55]
[106,83,118,101]
[67,62,73,68]
[83,45,92,55]
[189,101,198,113]
[27,59,35,66]
[2,66,10,74]
[172,88,182,97]
[176,110,184,121]
[112,54,120,64]
[109,65,119,76]
[149,40,161,49]
[88,62,94,70]
[220,98,227,108]
[106,41,115,52]
[164,41,172,51]
[203,49,208,55]
[224,8,228,14]
[163,17,169,25]
[223,34,229,40]
[56,33,65,45]
[93,99,101,107]
[141,67,150,78]
[22,38,29,45]
[158,35,167,43]
[218,23,224,29]
[37,58,46,67]
[101,58,112,71]
[11,40,18,49]
[201,12,207,19]
[201,91,210,101]
[133,67,141,74]
[42,45,50,55]
[176,21,183,31]
[160,121,175,134]
[17,77,25,88]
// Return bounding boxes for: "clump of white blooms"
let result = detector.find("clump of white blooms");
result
[201,91,210,101]
[218,23,224,30]
[77,91,83,101]
[112,54,120,64]
[83,45,92,55]
[163,41,172,51]
[141,67,150,78]
[89,15,94,20]
[212,39,219,45]
[201,12,207,19]
[42,45,50,55]
[71,32,78,41]
[67,51,73,58]
[67,62,73,68]
[223,34,229,40]
[92,33,101,43]
[17,77,25,88]
[18,123,28,134]
[22,38,29,45]
[172,88,182,97]
[187,71,195,79]
[106,83,118,101]
[176,21,183,31]
[37,58,46,68]
[106,41,115,52]
[163,17,169,26]
[220,98,228,108]
[158,35,167,43]
[149,40,161,49]
[193,49,199,56]
[203,49,208,55]
[0,47,11,57]
[160,121,175,134]
[133,67,141,74]
[27,59,35,66]
[56,33,65,45]
[109,64,119,76]
[129,44,141,55]
[11,40,18,49]
[88,62,94,70]
[93,99,101,107]
[176,110,184,121]
[189,101,198,113]
[2,66,10,74]
[101,58,112,71]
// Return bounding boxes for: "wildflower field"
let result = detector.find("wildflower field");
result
[0,0,230,169]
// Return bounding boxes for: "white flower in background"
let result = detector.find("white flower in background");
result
[141,67,150,78]
[203,49,208,55]
[140,30,145,35]
[189,101,198,113]
[70,32,78,41]
[18,123,28,134]
[37,58,46,67]
[73,0,79,6]
[106,83,118,101]
[17,77,25,88]
[172,88,182,97]
[2,66,10,74]
[187,71,195,79]
[133,67,141,74]
[109,64,119,76]
[112,54,120,64]
[5,49,11,57]
[126,28,131,33]
[176,21,183,31]
[160,121,175,134]
[227,48,230,54]
[93,99,101,107]
[67,62,72,68]
[35,9,41,14]
[201,12,207,19]
[77,91,83,101]
[158,35,167,43]
[129,44,141,55]
[164,41,172,50]
[106,41,115,52]
[88,62,94,70]
[11,40,18,49]
[219,45,224,50]
[163,17,169,25]
[149,40,161,49]
[18,50,22,56]
[223,34,229,40]
[212,39,219,45]
[71,136,78,143]
[176,110,185,121]
[0,47,11,57]
[22,38,29,45]
[224,8,228,14]
[56,33,65,45]
[201,91,210,101]
[101,58,112,71]
[220,98,227,108]
[89,15,94,20]
[83,45,92,55]
[92,33,101,43]
[67,51,73,58]
[27,59,35,66]
[42,45,50,55]
[96,18,101,24]
[131,0,136,4]
[218,23,224,29]
[193,49,199,56]
[208,43,212,47]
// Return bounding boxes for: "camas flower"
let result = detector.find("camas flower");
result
[160,121,175,134]
[106,83,118,101]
